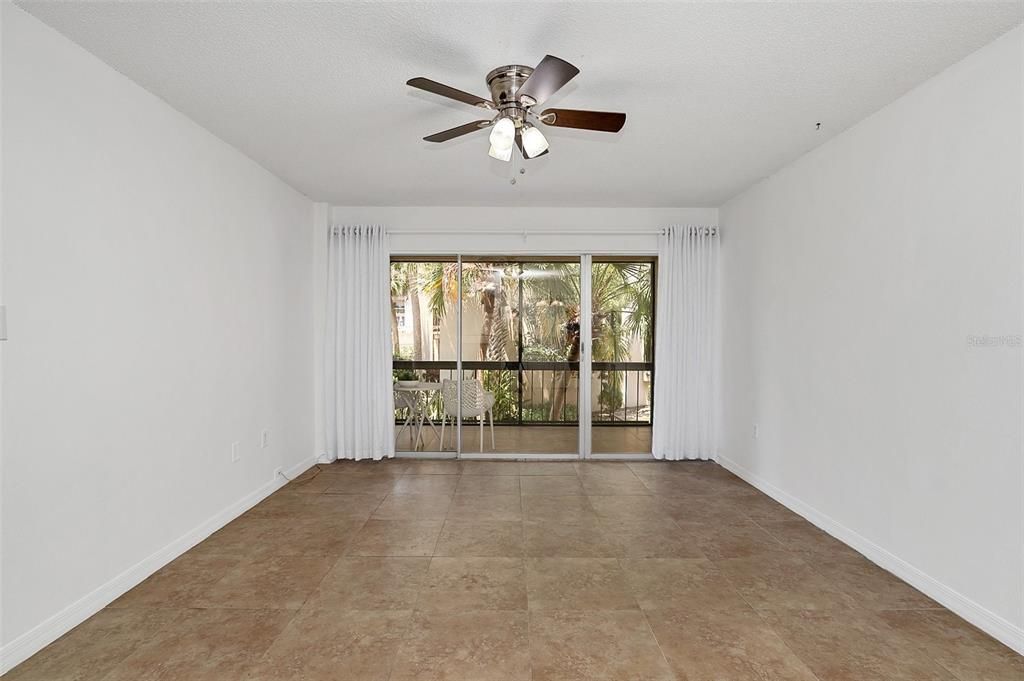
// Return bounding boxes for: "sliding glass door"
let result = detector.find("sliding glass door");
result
[458,258,580,455]
[390,254,653,458]
[590,258,655,454]
[390,257,457,454]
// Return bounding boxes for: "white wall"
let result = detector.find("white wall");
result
[314,206,717,457]
[1,4,314,667]
[720,25,1023,652]
[0,1,7,657]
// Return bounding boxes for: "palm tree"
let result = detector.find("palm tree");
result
[523,262,653,420]
[390,262,426,360]
[590,262,653,419]
[412,260,654,423]
[389,283,402,357]
[406,265,423,360]
[417,262,519,418]
[420,262,517,361]
[389,263,407,357]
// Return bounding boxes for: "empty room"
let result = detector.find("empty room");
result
[1,1,1022,680]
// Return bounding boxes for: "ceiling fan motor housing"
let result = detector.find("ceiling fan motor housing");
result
[486,65,534,123]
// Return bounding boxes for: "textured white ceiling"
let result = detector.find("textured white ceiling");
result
[17,1,1024,206]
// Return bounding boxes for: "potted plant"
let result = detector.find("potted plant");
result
[394,367,419,388]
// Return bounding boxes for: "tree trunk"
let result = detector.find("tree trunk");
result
[548,325,581,421]
[479,287,496,361]
[390,300,400,357]
[407,268,424,361]
[487,290,511,362]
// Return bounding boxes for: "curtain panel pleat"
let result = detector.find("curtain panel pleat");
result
[652,225,721,460]
[323,225,394,461]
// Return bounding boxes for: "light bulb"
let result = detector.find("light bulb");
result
[488,117,515,152]
[488,143,512,162]
[521,125,549,158]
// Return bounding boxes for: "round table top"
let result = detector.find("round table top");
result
[394,381,442,391]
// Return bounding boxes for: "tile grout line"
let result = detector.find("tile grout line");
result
[16,461,1015,680]
[635,605,681,681]
[722,509,956,680]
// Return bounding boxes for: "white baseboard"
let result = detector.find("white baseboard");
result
[717,455,1024,656]
[0,455,316,675]
[458,453,579,461]
[394,451,458,460]
[588,453,655,461]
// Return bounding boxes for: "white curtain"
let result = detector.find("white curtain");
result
[652,225,720,460]
[323,225,394,460]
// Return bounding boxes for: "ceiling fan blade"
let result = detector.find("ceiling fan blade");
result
[516,55,579,107]
[423,120,493,143]
[515,129,549,159]
[407,77,494,109]
[540,108,626,133]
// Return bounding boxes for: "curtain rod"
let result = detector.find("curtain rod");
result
[380,226,718,236]
[386,229,660,235]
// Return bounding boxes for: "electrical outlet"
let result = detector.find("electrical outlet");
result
[231,441,241,462]
[752,424,760,440]
[261,429,269,449]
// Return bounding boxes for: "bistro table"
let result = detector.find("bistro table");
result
[393,381,442,450]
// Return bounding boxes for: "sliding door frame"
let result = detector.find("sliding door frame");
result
[391,250,656,461]
[578,255,593,460]
[455,255,582,460]
[587,255,657,460]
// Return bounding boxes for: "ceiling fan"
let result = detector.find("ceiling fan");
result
[407,55,626,162]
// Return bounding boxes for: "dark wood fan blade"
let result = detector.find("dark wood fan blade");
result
[516,55,579,107]
[540,108,626,133]
[407,77,493,108]
[515,129,549,159]
[423,120,492,143]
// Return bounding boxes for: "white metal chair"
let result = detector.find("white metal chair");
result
[394,388,419,448]
[438,378,495,452]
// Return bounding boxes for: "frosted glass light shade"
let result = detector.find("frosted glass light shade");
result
[488,117,515,151]
[488,143,513,162]
[521,125,549,158]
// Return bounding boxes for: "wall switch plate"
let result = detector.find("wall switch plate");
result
[231,441,241,462]
[260,430,269,449]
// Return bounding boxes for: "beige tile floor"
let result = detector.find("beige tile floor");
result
[397,424,652,454]
[6,460,1022,681]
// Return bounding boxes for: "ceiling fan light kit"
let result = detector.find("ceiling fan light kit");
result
[489,116,516,152]
[488,143,513,162]
[407,55,626,166]
[521,124,549,158]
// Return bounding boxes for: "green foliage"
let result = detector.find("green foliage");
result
[392,259,654,424]
[522,404,578,422]
[393,367,418,382]
[393,260,652,362]
[418,262,459,321]
[480,370,518,421]
[390,262,407,297]
[590,262,653,362]
[522,345,567,362]
[597,371,624,415]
